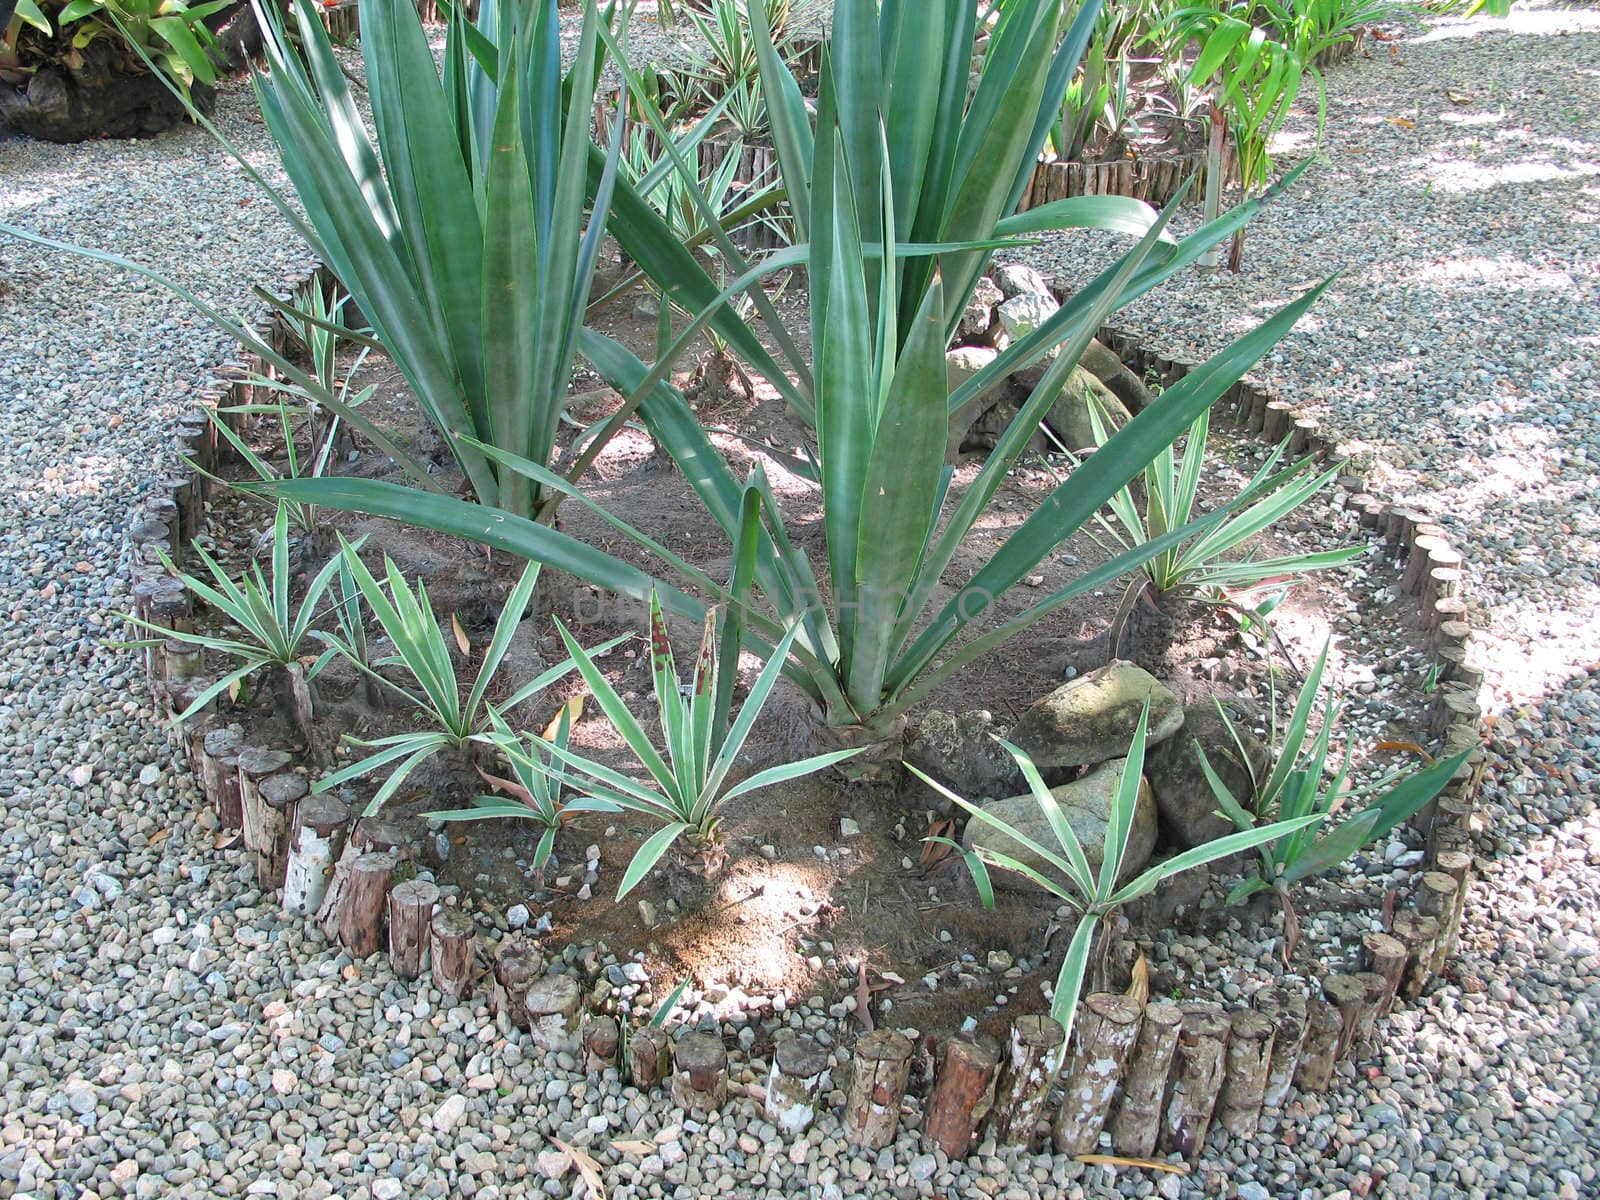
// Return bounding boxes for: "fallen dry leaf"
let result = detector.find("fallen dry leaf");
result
[610,1139,655,1156]
[212,830,242,851]
[918,817,957,872]
[146,828,172,847]
[552,1137,605,1200]
[1389,116,1416,129]
[1077,1153,1189,1175]
[452,613,471,656]
[1125,953,1150,1008]
[1375,740,1433,763]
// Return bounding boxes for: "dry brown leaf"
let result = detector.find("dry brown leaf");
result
[452,613,471,656]
[918,818,957,872]
[1125,953,1150,1008]
[1076,1153,1190,1175]
[1446,89,1472,104]
[552,1137,605,1200]
[146,828,171,847]
[609,1140,655,1156]
[476,765,534,805]
[212,830,242,851]
[227,678,242,704]
[1390,116,1416,129]
[1376,740,1433,763]
[855,963,875,1032]
[542,695,585,740]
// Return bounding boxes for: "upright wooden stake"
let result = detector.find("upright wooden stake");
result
[583,1016,621,1073]
[925,1034,1001,1160]
[990,1013,1066,1149]
[238,747,292,859]
[1159,1005,1230,1162]
[1392,911,1441,1001]
[765,1035,830,1137]
[1217,1010,1275,1139]
[200,728,244,828]
[492,942,542,1030]
[387,878,439,981]
[1052,994,1144,1156]
[1109,1000,1182,1157]
[429,907,477,1002]
[283,796,351,917]
[1323,974,1369,1061]
[629,1027,672,1089]
[843,1029,914,1150]
[1414,872,1461,974]
[336,851,394,958]
[256,772,306,890]
[1354,972,1390,1048]
[1253,985,1307,1109]
[1362,931,1409,1019]
[1291,999,1344,1093]
[1434,850,1474,965]
[525,974,583,1052]
[670,1031,729,1114]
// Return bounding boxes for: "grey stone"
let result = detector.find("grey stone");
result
[905,709,1025,807]
[997,291,1059,343]
[993,262,1053,301]
[1042,365,1130,451]
[1145,703,1267,849]
[1009,661,1184,774]
[962,757,1158,891]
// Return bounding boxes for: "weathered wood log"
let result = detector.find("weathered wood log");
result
[670,1030,729,1114]
[583,1015,621,1073]
[925,1033,1001,1159]
[386,878,439,981]
[256,771,307,890]
[1427,792,1475,859]
[1414,871,1461,975]
[1217,1010,1276,1139]
[526,974,584,1053]
[336,851,394,958]
[1323,973,1369,1061]
[1262,399,1296,443]
[238,746,292,857]
[283,795,349,917]
[1253,985,1307,1109]
[1354,972,1390,1049]
[429,907,477,1002]
[1392,910,1441,1001]
[1362,931,1409,1019]
[1109,999,1181,1157]
[1291,999,1344,1093]
[628,1026,672,1090]
[989,1013,1066,1149]
[1403,535,1451,594]
[1426,595,1469,635]
[1053,993,1144,1155]
[200,728,244,828]
[843,1029,914,1150]
[1434,850,1474,966]
[161,639,202,692]
[492,942,542,1029]
[1159,1004,1230,1162]
[765,1035,830,1137]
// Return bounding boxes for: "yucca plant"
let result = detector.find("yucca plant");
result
[265,1,1328,768]
[426,703,619,877]
[314,542,628,816]
[914,701,1321,1056]
[1059,404,1365,605]
[537,592,861,900]
[242,0,627,519]
[127,503,345,741]
[1196,641,1473,958]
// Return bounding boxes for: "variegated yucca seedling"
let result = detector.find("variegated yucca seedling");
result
[314,541,628,816]
[537,591,862,899]
[1197,641,1474,958]
[915,700,1321,1066]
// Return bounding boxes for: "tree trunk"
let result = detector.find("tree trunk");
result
[1159,1004,1230,1162]
[766,1035,830,1137]
[1291,999,1344,1094]
[336,852,395,958]
[386,878,439,981]
[1216,1010,1275,1139]
[670,1031,729,1114]
[1253,984,1307,1110]
[429,907,477,1002]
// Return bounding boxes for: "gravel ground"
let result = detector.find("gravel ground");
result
[2,5,1599,1199]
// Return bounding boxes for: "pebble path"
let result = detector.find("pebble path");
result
[1,5,1597,1197]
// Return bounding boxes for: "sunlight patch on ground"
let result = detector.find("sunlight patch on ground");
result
[1421,157,1600,195]
[1413,6,1600,44]
[1407,256,1577,294]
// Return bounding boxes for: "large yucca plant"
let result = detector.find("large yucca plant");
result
[248,0,624,519]
[267,0,1329,763]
